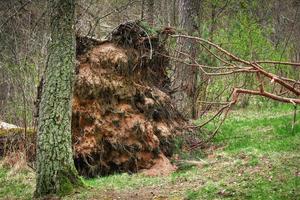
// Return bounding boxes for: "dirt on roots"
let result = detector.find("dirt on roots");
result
[73,22,189,177]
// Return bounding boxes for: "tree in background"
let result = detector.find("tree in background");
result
[0,1,45,126]
[35,0,82,197]
[142,0,155,25]
[172,0,201,119]
[293,0,300,63]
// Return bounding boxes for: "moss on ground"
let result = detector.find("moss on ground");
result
[0,128,35,137]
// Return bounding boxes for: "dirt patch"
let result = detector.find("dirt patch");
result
[141,154,177,176]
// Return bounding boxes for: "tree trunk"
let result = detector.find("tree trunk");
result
[293,0,300,61]
[172,0,201,119]
[35,0,82,197]
[144,0,155,25]
[293,0,300,80]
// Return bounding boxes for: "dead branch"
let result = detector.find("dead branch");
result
[172,34,300,96]
[167,34,300,147]
[251,63,300,96]
[187,102,232,129]
[255,60,300,66]
[188,102,232,150]
[171,35,250,64]
[199,43,233,66]
[232,88,300,105]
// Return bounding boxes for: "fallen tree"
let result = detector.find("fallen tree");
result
[0,123,35,162]
[0,21,191,177]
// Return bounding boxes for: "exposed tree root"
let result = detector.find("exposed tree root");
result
[72,22,189,176]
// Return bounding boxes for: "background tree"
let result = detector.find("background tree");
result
[0,0,46,126]
[142,0,155,25]
[172,0,201,118]
[35,0,82,197]
[293,0,300,63]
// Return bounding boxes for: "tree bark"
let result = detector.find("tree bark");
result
[172,0,201,119]
[293,0,300,61]
[293,0,300,80]
[35,0,82,197]
[144,0,155,25]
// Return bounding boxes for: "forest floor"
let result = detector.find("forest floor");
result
[0,105,299,200]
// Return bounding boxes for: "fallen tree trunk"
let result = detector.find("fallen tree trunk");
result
[0,121,19,129]
[0,126,36,162]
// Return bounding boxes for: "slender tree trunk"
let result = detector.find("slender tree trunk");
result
[172,0,178,26]
[172,0,201,119]
[164,0,171,26]
[35,0,82,197]
[144,0,155,25]
[198,2,216,112]
[293,0,300,80]
[293,0,300,62]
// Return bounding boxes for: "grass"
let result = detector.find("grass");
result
[0,105,299,199]
[184,105,300,200]
[0,161,35,200]
[213,108,300,153]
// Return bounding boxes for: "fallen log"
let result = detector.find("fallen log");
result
[0,126,36,162]
[0,121,19,129]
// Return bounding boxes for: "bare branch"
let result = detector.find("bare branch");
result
[255,60,300,67]
[232,88,300,105]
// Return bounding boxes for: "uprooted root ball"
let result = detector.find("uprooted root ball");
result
[72,22,189,177]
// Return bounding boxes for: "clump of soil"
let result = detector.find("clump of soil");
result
[73,21,188,177]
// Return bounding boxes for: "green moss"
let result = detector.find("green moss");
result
[58,175,74,196]
[57,168,85,197]
[0,128,36,137]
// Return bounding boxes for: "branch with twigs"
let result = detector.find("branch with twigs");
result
[170,34,300,97]
[165,34,300,148]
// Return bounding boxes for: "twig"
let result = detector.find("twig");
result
[189,102,233,150]
[171,35,300,96]
[292,105,297,131]
[187,102,231,128]
[87,0,139,36]
[255,60,300,66]
[0,0,32,31]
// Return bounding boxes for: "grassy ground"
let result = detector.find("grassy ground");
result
[0,106,299,199]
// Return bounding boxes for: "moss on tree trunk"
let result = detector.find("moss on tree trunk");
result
[35,0,83,197]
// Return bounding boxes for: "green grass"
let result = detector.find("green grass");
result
[0,105,299,199]
[213,108,300,153]
[184,106,300,200]
[0,164,35,200]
